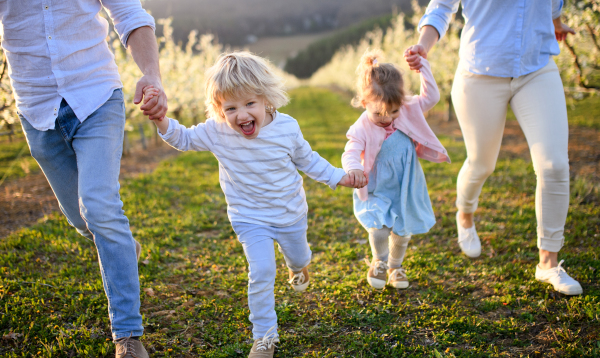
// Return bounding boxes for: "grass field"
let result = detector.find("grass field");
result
[1,87,599,357]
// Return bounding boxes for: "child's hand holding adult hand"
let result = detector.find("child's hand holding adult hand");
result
[404,45,427,73]
[339,169,368,189]
[142,86,169,135]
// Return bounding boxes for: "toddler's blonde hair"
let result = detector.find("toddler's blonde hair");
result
[205,51,290,121]
[351,49,405,115]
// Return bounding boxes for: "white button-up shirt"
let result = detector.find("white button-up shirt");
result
[0,0,155,131]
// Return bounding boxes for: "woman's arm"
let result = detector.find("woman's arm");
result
[405,0,460,71]
[404,26,440,72]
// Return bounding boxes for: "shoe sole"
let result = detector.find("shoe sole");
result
[461,249,481,258]
[535,278,583,295]
[291,280,309,292]
[367,276,386,289]
[388,281,409,289]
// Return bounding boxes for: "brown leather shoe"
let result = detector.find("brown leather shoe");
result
[115,336,149,358]
[288,266,309,292]
[248,326,278,357]
[388,267,409,289]
[366,258,387,289]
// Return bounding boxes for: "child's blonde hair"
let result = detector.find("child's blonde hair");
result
[204,51,290,121]
[351,49,405,114]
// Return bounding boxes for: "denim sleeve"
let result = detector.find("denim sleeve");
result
[418,0,461,40]
[102,0,156,47]
[292,127,346,190]
[552,0,563,19]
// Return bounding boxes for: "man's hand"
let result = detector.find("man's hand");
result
[141,86,169,134]
[127,26,168,120]
[134,75,168,120]
[339,169,368,189]
[404,44,428,72]
[553,17,575,42]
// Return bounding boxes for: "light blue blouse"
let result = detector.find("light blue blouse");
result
[418,0,563,78]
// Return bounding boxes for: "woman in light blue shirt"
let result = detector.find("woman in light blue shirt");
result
[405,0,582,295]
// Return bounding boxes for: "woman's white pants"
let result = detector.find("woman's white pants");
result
[451,59,569,252]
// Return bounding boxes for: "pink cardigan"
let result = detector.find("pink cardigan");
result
[342,58,451,201]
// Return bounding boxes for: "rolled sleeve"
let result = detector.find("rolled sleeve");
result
[552,0,563,19]
[102,0,156,46]
[418,0,460,40]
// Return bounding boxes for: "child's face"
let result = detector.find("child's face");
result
[364,101,400,127]
[221,94,272,139]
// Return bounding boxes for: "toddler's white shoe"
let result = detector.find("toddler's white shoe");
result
[456,212,481,258]
[387,267,409,289]
[366,258,388,289]
[535,260,583,295]
[248,326,278,358]
[288,267,309,292]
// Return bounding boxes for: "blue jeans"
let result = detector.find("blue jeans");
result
[19,89,143,340]
[231,216,312,340]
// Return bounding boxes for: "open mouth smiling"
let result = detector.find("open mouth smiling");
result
[240,120,256,136]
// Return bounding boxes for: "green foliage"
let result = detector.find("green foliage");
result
[284,14,396,79]
[1,87,599,357]
[309,1,461,104]
[556,0,600,89]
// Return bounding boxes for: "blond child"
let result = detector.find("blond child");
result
[342,50,450,290]
[144,52,361,357]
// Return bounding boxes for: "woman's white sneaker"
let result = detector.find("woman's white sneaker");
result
[535,260,583,295]
[456,212,481,258]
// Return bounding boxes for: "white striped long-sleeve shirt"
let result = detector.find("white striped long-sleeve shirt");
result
[159,112,347,227]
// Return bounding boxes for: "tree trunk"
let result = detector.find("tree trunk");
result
[446,95,455,122]
[123,131,130,156]
[138,123,147,150]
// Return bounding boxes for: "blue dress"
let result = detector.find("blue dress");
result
[353,130,435,236]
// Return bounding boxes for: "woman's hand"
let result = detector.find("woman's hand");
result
[404,45,428,72]
[553,17,575,42]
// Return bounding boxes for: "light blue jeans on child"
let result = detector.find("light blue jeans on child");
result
[232,215,311,340]
[19,89,143,340]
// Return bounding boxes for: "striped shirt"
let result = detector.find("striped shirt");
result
[159,112,347,227]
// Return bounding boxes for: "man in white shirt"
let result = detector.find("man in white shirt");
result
[0,1,168,356]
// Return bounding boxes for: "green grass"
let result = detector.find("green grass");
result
[566,94,600,129]
[1,87,599,357]
[0,137,39,181]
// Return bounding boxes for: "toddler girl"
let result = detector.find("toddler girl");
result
[145,51,360,357]
[342,50,450,290]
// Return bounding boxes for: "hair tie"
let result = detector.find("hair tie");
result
[373,59,378,65]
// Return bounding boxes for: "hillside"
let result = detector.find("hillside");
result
[142,0,420,46]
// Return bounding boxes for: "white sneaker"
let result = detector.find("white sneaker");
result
[456,212,481,258]
[387,267,409,289]
[365,258,388,289]
[288,267,309,292]
[535,260,583,295]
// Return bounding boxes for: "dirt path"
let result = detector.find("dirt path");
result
[0,140,178,239]
[2,110,599,239]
